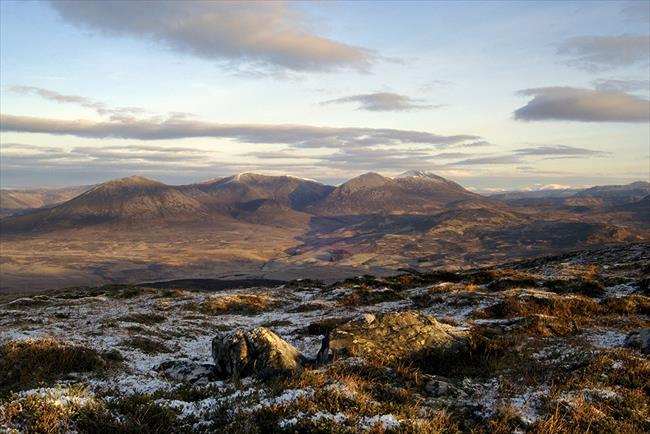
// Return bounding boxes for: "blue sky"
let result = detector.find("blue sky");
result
[1,0,648,190]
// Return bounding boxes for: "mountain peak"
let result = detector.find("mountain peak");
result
[396,170,444,180]
[339,172,390,192]
[99,176,163,188]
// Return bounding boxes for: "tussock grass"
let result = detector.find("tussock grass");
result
[0,339,104,396]
[474,294,600,320]
[601,295,650,315]
[75,392,182,433]
[199,294,278,315]
[543,277,605,297]
[0,385,100,434]
[119,336,170,354]
[340,288,403,306]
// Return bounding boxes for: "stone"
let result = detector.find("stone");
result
[317,311,468,363]
[625,329,650,354]
[424,376,468,398]
[212,327,304,379]
[155,360,217,384]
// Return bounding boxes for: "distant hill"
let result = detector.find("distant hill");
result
[0,185,90,216]
[191,172,334,210]
[1,176,210,232]
[490,181,650,208]
[308,171,491,215]
[1,172,648,290]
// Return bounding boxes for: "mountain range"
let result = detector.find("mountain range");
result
[0,172,648,290]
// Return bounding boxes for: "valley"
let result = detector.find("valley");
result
[1,172,648,292]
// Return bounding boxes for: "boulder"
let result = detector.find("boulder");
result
[317,311,468,363]
[625,329,650,354]
[212,327,303,379]
[155,360,218,384]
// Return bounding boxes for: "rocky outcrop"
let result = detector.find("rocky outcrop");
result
[317,311,468,363]
[212,327,304,379]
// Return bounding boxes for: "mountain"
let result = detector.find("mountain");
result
[308,171,490,215]
[573,181,650,205]
[1,176,209,232]
[191,172,334,211]
[0,186,90,216]
[491,181,650,207]
[1,172,648,291]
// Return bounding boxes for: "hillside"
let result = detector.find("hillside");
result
[308,171,488,215]
[1,176,213,232]
[0,185,90,216]
[1,243,648,432]
[0,173,648,290]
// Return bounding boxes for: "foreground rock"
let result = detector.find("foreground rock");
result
[212,327,304,379]
[318,311,468,363]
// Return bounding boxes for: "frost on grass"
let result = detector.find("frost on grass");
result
[0,243,648,432]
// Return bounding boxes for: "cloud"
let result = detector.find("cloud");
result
[446,155,523,166]
[244,146,475,173]
[48,1,375,73]
[321,92,438,111]
[9,85,146,119]
[592,78,650,93]
[0,113,480,148]
[557,35,650,71]
[513,87,650,122]
[621,1,650,23]
[513,145,608,158]
[2,143,211,166]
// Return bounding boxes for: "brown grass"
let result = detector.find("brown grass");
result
[0,339,104,396]
[200,294,278,315]
[119,336,170,354]
[474,295,600,320]
[0,385,100,434]
[339,288,403,307]
[601,295,650,315]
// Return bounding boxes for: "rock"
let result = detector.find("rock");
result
[625,329,650,354]
[212,327,304,379]
[155,360,218,384]
[317,311,468,363]
[424,376,468,398]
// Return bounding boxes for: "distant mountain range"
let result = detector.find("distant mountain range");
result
[0,172,648,290]
[490,181,650,207]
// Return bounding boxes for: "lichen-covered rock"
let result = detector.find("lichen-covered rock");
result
[212,327,303,379]
[625,329,650,354]
[317,311,468,363]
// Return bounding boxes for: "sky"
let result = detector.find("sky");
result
[0,0,649,191]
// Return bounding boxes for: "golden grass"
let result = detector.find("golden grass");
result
[200,294,278,315]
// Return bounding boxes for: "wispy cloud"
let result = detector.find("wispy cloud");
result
[514,86,650,122]
[446,155,523,166]
[48,0,376,73]
[513,145,609,158]
[321,92,438,111]
[592,78,650,93]
[0,113,481,148]
[8,85,146,120]
[557,35,650,71]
